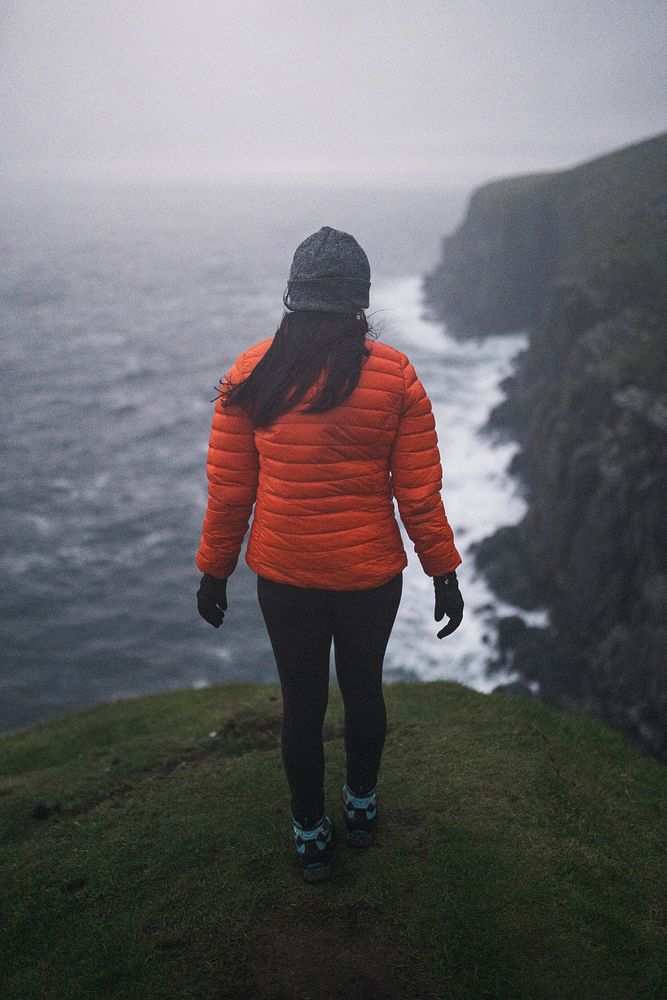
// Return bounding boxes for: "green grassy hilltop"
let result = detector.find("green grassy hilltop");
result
[1,681,665,1000]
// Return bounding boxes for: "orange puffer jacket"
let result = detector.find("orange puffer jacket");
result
[196,337,462,589]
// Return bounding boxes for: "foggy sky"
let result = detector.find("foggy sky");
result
[1,0,665,188]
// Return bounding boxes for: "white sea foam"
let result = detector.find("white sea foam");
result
[370,276,549,692]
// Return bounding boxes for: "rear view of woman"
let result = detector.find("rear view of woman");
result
[196,226,464,882]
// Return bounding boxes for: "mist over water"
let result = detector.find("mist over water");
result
[0,181,546,733]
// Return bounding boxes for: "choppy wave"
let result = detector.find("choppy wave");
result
[0,182,546,733]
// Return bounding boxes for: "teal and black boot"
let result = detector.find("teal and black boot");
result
[292,813,336,882]
[341,782,378,847]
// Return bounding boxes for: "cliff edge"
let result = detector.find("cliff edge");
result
[1,681,665,998]
[423,131,667,760]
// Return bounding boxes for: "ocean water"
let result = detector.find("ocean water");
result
[0,180,547,734]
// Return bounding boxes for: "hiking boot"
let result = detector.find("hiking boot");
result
[292,813,336,882]
[341,782,378,847]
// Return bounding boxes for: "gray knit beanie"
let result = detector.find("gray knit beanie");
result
[283,226,371,313]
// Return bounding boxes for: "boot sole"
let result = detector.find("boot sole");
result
[301,861,333,882]
[345,828,374,847]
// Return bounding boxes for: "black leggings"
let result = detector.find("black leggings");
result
[257,571,403,828]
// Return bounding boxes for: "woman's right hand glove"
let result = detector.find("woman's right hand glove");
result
[197,574,228,628]
[433,571,464,638]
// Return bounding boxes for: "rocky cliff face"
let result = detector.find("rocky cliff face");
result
[423,132,667,760]
[422,174,559,336]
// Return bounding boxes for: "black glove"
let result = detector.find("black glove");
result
[197,574,228,628]
[433,571,464,638]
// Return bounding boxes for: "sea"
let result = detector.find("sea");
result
[0,178,548,734]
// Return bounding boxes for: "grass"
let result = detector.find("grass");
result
[1,680,666,999]
[469,130,667,287]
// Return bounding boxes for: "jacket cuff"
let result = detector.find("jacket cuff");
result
[195,550,239,579]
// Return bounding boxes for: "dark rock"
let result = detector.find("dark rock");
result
[470,526,546,609]
[427,130,667,762]
[496,615,528,649]
[422,177,558,338]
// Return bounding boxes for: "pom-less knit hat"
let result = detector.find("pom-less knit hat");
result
[283,226,371,313]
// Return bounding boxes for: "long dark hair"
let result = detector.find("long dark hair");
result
[216,310,378,428]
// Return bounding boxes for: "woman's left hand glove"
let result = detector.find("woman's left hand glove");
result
[434,571,464,638]
[197,574,228,628]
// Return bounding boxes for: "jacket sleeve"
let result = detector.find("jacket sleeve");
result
[389,354,462,576]
[195,358,259,579]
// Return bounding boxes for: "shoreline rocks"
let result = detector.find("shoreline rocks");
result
[424,131,667,761]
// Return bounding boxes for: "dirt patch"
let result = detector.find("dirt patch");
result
[60,876,87,894]
[31,780,136,823]
[217,710,344,756]
[217,710,283,755]
[32,711,348,826]
[385,807,424,830]
[249,901,437,1000]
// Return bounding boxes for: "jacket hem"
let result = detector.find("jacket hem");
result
[245,551,408,591]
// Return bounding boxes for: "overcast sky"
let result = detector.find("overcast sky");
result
[1,0,665,188]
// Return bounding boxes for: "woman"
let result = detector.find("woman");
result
[195,226,464,883]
